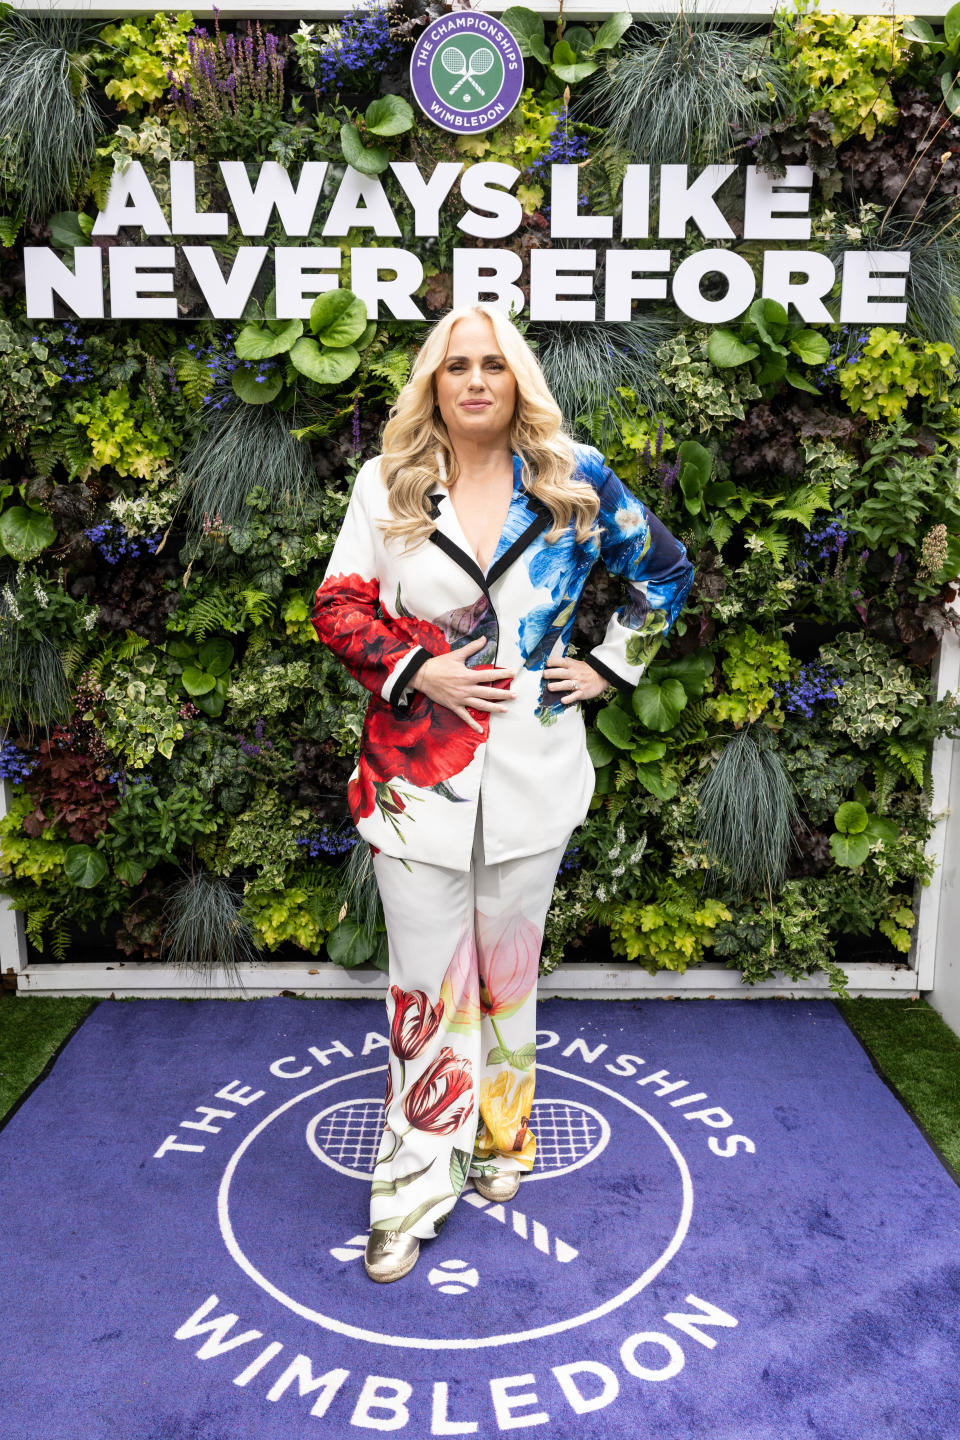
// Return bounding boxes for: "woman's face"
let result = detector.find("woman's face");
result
[433,313,518,451]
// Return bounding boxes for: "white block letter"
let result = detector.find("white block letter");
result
[839,251,910,323]
[458,163,522,239]
[452,248,524,316]
[743,164,813,240]
[529,249,596,321]
[762,251,835,322]
[672,250,755,323]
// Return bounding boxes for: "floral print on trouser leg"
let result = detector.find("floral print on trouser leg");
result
[369,798,571,1239]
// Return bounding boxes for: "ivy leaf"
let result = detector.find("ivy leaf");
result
[64,844,108,889]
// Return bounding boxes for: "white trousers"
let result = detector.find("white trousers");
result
[369,794,573,1239]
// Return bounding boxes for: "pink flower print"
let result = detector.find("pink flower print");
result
[476,911,541,1020]
[439,923,481,1034]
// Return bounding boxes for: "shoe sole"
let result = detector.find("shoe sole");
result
[364,1247,420,1284]
[472,1178,520,1203]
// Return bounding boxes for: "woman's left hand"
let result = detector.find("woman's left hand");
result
[544,655,612,704]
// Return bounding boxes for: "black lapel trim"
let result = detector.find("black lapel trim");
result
[486,497,552,587]
[424,487,553,593]
[428,526,490,594]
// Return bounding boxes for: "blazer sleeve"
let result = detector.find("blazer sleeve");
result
[580,447,695,696]
[311,460,433,717]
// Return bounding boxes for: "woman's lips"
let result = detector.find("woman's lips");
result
[461,401,491,408]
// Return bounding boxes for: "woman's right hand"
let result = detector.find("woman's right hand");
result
[412,636,516,734]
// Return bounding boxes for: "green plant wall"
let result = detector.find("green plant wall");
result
[1,0,960,996]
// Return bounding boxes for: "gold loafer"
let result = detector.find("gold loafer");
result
[473,1171,521,1203]
[364,1228,420,1283]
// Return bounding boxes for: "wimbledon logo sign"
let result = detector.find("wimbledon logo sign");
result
[409,13,524,134]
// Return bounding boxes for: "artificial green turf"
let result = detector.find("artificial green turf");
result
[1,992,958,1184]
[0,990,97,1122]
[834,995,960,1175]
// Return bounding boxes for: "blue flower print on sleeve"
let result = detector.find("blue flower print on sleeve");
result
[577,444,695,692]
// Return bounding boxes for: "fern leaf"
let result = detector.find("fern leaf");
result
[873,759,897,814]
[754,525,790,563]
[707,513,734,550]
[614,757,636,791]
[60,640,87,682]
[50,917,72,962]
[885,739,927,789]
[368,348,412,396]
[115,630,150,661]
[771,482,832,528]
[239,587,275,627]
[173,348,217,410]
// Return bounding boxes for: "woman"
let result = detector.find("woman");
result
[311,302,694,1283]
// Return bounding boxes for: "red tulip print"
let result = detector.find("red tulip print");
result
[439,925,481,1035]
[476,911,542,1020]
[402,1046,473,1135]
[390,985,444,1061]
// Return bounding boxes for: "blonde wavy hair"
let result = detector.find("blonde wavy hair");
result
[376,303,601,552]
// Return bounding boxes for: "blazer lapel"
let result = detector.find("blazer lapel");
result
[424,452,553,595]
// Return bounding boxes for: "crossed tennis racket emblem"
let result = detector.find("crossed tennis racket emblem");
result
[440,44,495,101]
[310,1096,610,1277]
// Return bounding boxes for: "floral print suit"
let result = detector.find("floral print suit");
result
[312,443,695,870]
[312,443,694,1237]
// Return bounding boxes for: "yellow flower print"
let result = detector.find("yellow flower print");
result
[474,1070,537,1170]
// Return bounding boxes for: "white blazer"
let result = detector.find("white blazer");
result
[312,442,695,871]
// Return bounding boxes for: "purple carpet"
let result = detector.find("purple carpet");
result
[2,996,958,1439]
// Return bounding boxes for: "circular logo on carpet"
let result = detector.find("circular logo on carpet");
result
[409,14,524,134]
[217,1063,693,1350]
